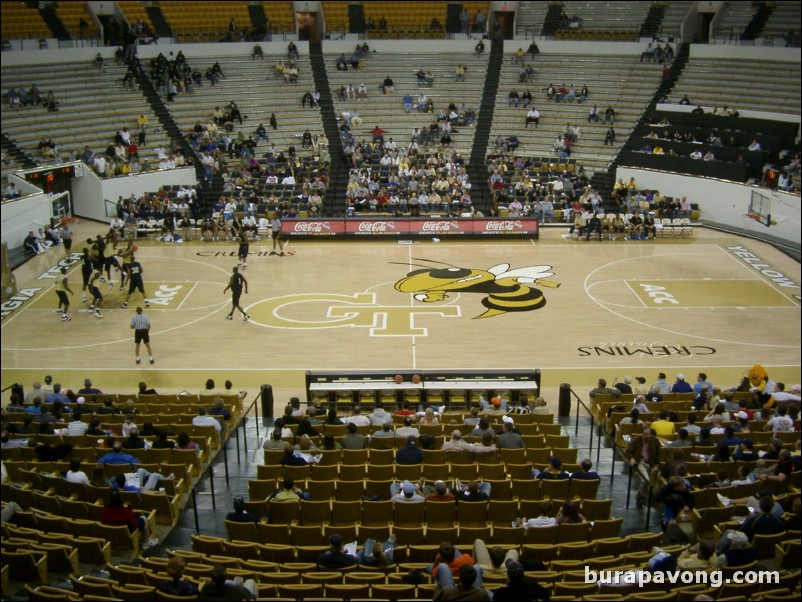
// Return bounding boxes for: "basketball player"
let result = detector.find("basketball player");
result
[237,233,249,269]
[118,241,135,291]
[223,265,249,321]
[54,267,74,321]
[130,306,154,364]
[121,255,149,309]
[87,271,104,318]
[92,235,107,282]
[80,247,93,302]
[270,215,285,256]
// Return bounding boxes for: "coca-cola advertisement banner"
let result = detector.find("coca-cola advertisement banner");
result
[346,220,404,235]
[473,218,537,235]
[283,220,344,236]
[282,218,538,238]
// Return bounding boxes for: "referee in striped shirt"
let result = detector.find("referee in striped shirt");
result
[130,306,154,365]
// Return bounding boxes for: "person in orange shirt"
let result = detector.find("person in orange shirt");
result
[428,541,480,582]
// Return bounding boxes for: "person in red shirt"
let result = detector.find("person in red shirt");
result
[428,541,478,580]
[394,401,416,417]
[101,491,158,549]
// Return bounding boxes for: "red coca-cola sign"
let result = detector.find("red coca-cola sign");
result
[283,220,343,236]
[346,220,403,235]
[408,219,466,235]
[478,219,535,234]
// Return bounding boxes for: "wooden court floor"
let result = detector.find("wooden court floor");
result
[2,224,800,413]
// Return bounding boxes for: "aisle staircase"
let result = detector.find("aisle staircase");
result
[38,4,69,40]
[132,68,207,211]
[467,39,504,213]
[309,41,347,216]
[145,4,172,39]
[593,43,691,207]
[0,133,37,171]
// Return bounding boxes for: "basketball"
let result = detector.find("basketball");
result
[393,374,403,384]
[411,374,421,384]
[132,245,139,252]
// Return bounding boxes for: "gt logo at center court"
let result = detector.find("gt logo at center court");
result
[248,293,461,336]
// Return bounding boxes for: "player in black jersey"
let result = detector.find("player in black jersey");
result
[80,247,94,302]
[121,255,149,309]
[237,233,249,270]
[223,266,249,321]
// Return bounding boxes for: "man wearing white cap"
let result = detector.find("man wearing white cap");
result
[716,531,756,567]
[670,373,693,394]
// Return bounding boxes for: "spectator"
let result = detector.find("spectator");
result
[391,479,425,503]
[318,533,359,569]
[101,491,157,549]
[491,561,549,602]
[396,435,424,464]
[199,565,256,600]
[435,563,489,601]
[341,421,367,450]
[160,556,199,596]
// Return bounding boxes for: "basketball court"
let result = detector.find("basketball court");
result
[2,224,800,412]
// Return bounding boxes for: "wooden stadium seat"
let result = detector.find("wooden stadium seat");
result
[457,525,492,546]
[456,501,488,527]
[190,534,226,556]
[291,524,325,547]
[539,478,570,500]
[524,524,559,545]
[557,522,590,543]
[259,544,295,564]
[325,583,371,599]
[425,500,456,527]
[23,584,79,601]
[425,526,459,545]
[268,500,301,525]
[335,480,365,501]
[582,499,613,522]
[223,539,261,561]
[306,480,336,501]
[499,448,527,465]
[295,545,330,563]
[323,523,358,546]
[339,464,366,481]
[341,449,368,465]
[569,478,600,499]
[450,463,478,481]
[362,499,393,526]
[752,531,787,559]
[69,575,116,598]
[112,584,157,601]
[226,519,260,543]
[394,501,425,526]
[691,506,735,540]
[628,531,662,552]
[590,518,623,540]
[330,500,361,526]
[107,564,150,586]
[394,464,422,481]
[300,500,332,525]
[447,450,474,465]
